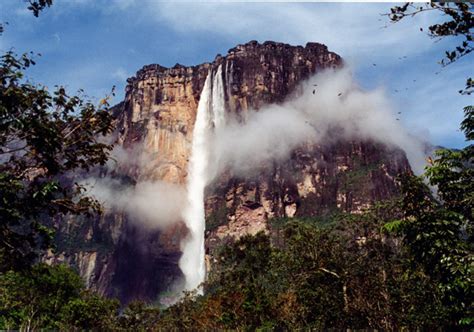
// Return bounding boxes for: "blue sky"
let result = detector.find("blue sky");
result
[0,0,472,148]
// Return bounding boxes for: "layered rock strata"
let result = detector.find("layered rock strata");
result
[52,41,410,304]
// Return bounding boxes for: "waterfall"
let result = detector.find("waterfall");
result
[179,71,211,294]
[212,65,226,130]
[179,64,225,294]
[225,60,235,114]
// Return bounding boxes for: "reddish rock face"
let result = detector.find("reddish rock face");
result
[53,41,410,304]
[113,41,341,184]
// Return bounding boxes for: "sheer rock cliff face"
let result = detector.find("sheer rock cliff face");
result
[54,41,410,304]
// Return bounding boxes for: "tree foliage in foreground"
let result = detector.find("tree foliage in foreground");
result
[151,211,447,330]
[0,3,121,330]
[389,2,473,95]
[0,0,471,330]
[0,51,115,271]
[148,107,473,329]
[389,2,473,67]
[386,5,473,325]
[1,200,470,330]
[0,263,119,330]
[391,104,474,326]
[26,0,53,17]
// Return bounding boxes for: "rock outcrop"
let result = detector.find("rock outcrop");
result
[52,41,410,305]
[114,40,341,184]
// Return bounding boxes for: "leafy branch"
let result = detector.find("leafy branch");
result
[388,3,473,64]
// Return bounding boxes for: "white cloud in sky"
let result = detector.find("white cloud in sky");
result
[399,60,471,146]
[146,2,437,60]
[0,0,469,147]
[52,33,60,43]
[211,67,427,177]
[140,1,468,147]
[48,0,428,60]
[112,67,129,81]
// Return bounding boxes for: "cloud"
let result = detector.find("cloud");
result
[1,0,468,149]
[146,2,437,59]
[3,0,433,61]
[52,33,60,43]
[112,67,129,81]
[210,67,427,179]
[33,0,136,14]
[81,145,186,230]
[82,177,186,230]
[399,60,471,147]
[111,0,137,11]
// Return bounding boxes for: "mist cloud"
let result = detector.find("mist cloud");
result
[85,67,428,231]
[81,145,186,230]
[82,177,185,229]
[211,67,427,179]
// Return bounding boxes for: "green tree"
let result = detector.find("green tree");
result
[155,210,448,330]
[60,289,119,330]
[0,263,119,330]
[0,3,121,330]
[0,0,114,273]
[386,2,473,326]
[26,0,53,17]
[389,3,472,68]
[0,264,83,330]
[0,50,115,271]
[392,107,473,325]
[116,301,161,331]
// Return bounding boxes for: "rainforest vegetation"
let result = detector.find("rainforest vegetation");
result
[0,1,472,330]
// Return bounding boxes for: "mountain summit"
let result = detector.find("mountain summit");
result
[50,41,411,305]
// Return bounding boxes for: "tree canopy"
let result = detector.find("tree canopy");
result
[0,0,472,330]
[0,49,115,271]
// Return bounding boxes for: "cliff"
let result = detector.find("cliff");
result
[50,41,410,305]
[114,40,341,183]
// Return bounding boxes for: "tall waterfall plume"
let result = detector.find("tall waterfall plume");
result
[212,65,226,129]
[179,65,226,293]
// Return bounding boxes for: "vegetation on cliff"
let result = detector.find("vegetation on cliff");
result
[0,48,115,271]
[139,175,472,330]
[0,264,119,330]
[0,2,119,330]
[0,1,472,330]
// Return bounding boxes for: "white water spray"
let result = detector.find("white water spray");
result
[212,65,226,130]
[180,65,226,293]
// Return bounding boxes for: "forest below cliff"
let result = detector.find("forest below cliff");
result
[0,1,472,331]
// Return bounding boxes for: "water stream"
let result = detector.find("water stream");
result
[179,64,225,294]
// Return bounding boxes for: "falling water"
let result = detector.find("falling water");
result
[225,61,235,114]
[179,71,212,293]
[179,65,225,294]
[212,65,226,130]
